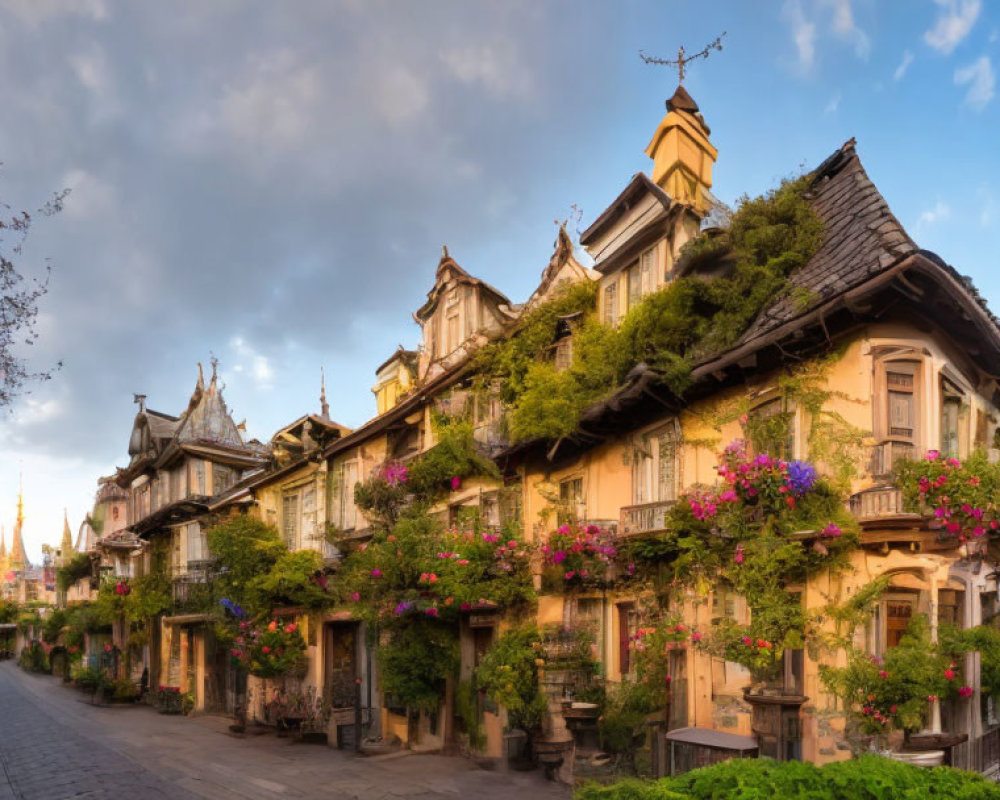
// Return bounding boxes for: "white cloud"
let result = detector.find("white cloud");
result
[59,168,115,221]
[824,91,841,113]
[440,39,534,99]
[955,55,995,111]
[924,0,981,55]
[229,337,274,390]
[217,51,323,151]
[893,50,915,82]
[783,0,817,70]
[0,0,106,26]
[914,200,952,235]
[370,66,430,126]
[823,0,871,59]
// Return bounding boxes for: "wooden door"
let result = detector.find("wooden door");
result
[324,623,358,709]
[668,649,687,730]
[886,600,913,649]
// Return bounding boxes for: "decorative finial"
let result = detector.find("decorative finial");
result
[320,367,330,420]
[133,393,147,412]
[442,245,449,260]
[640,31,726,86]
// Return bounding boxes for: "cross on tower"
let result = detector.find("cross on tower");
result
[640,32,726,85]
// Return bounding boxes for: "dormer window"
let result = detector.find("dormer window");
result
[626,247,657,310]
[872,349,925,476]
[603,282,619,326]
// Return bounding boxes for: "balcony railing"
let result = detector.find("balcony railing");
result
[620,501,676,537]
[848,486,917,522]
[869,440,915,478]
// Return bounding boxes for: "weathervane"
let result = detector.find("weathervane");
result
[640,32,726,85]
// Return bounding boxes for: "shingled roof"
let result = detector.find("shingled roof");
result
[739,139,917,344]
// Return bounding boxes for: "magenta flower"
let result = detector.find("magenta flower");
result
[691,631,703,643]
[926,450,940,461]
[734,544,744,565]
[424,607,439,617]
[450,476,462,491]
[351,592,361,602]
[821,523,842,538]
[370,568,382,578]
[552,551,567,564]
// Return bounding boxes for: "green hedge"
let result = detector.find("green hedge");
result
[576,756,1000,800]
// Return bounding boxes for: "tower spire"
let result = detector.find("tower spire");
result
[60,508,75,560]
[320,367,330,420]
[10,478,28,570]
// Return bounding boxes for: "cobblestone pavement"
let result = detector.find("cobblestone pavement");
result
[0,663,570,800]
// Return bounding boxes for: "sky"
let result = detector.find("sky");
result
[0,0,998,563]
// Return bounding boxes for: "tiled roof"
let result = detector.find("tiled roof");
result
[739,139,917,344]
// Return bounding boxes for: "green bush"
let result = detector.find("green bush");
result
[474,626,547,731]
[18,640,49,673]
[575,755,1000,799]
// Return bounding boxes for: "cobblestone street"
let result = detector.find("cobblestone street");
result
[0,664,569,800]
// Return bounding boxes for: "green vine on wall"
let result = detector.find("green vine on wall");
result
[472,176,825,444]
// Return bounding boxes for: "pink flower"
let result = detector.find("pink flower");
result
[821,523,842,538]
[926,450,940,461]
[351,592,360,602]
[741,636,752,646]
[371,568,382,578]
[284,623,297,634]
[557,524,571,535]
[734,544,744,565]
[664,675,672,684]
[945,668,956,680]
[879,670,889,679]
[425,607,439,617]
[564,571,576,580]
[450,476,462,491]
[927,695,938,703]
[691,631,703,643]
[460,602,472,611]
[457,559,469,565]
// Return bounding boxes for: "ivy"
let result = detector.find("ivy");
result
[474,625,547,731]
[474,176,823,444]
[378,618,459,714]
[56,552,93,593]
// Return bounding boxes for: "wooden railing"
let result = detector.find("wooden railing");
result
[620,500,676,537]
[848,486,913,521]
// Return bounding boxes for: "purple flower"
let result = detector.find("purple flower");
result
[821,523,842,538]
[787,461,817,494]
[394,601,413,616]
[381,462,409,486]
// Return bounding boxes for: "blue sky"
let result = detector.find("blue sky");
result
[0,0,997,561]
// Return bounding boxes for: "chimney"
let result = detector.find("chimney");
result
[644,85,717,215]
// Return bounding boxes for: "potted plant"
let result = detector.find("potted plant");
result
[820,616,964,760]
[156,685,184,714]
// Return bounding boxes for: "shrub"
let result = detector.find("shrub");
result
[18,640,49,673]
[474,626,548,731]
[575,755,1000,799]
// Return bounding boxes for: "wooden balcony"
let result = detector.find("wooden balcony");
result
[848,486,913,522]
[620,501,675,537]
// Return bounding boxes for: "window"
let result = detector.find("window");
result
[213,464,235,496]
[554,336,573,372]
[747,396,796,459]
[185,522,207,563]
[559,477,585,524]
[633,426,679,505]
[940,377,964,458]
[189,460,206,495]
[338,461,359,530]
[172,464,186,502]
[627,263,642,309]
[282,493,300,550]
[603,282,618,326]
[301,486,317,547]
[872,354,923,475]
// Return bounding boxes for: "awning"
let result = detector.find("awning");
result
[665,727,758,751]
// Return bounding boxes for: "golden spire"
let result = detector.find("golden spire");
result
[60,509,75,558]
